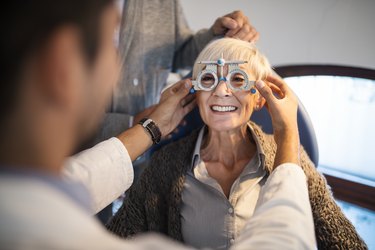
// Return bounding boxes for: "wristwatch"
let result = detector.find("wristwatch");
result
[138,118,162,145]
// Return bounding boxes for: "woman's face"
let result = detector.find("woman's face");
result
[196,65,259,132]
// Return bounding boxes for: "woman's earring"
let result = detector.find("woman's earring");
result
[250,88,257,94]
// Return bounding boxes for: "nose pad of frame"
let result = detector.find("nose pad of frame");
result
[219,76,227,82]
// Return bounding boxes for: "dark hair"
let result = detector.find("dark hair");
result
[0,0,113,123]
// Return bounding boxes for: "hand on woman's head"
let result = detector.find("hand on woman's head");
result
[211,10,259,43]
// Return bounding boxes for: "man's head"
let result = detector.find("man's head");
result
[0,1,120,167]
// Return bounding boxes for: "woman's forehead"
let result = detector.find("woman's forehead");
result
[199,64,252,73]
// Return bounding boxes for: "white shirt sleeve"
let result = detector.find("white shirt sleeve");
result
[232,163,317,250]
[63,137,134,214]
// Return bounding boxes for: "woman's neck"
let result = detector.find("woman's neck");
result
[200,125,255,169]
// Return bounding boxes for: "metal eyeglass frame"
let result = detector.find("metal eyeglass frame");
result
[192,57,255,92]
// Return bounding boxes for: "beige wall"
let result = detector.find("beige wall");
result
[181,0,375,69]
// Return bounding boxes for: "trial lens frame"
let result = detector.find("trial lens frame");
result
[192,57,255,92]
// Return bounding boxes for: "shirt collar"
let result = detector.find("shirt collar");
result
[191,123,266,171]
[191,126,206,168]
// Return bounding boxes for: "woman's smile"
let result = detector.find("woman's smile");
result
[210,105,238,113]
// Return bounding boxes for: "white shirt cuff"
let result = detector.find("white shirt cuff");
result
[63,137,134,214]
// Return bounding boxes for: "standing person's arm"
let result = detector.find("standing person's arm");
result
[63,80,195,213]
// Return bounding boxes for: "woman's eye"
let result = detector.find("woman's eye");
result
[202,76,214,82]
[233,77,245,82]
[200,73,216,87]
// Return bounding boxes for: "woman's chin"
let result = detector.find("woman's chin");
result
[206,120,242,132]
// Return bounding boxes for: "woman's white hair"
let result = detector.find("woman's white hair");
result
[192,38,272,81]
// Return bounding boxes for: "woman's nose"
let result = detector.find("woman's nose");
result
[213,79,231,97]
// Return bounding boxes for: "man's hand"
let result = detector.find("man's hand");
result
[211,10,259,42]
[117,79,195,161]
[255,75,300,167]
[133,105,157,126]
[150,79,196,136]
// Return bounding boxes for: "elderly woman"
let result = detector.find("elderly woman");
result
[107,38,366,249]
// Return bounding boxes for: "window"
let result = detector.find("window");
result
[286,75,375,182]
[275,65,375,248]
[275,65,375,210]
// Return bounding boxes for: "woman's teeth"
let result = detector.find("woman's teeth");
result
[211,105,237,112]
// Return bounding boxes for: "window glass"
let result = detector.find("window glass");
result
[337,200,375,249]
[285,76,375,182]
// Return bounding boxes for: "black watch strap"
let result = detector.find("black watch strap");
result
[138,118,162,145]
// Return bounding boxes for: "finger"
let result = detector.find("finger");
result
[182,99,197,116]
[242,28,259,42]
[225,27,241,38]
[241,32,254,43]
[232,24,251,40]
[265,75,288,94]
[255,80,276,103]
[160,82,179,101]
[219,16,238,30]
[268,82,285,99]
[229,10,245,27]
[176,80,192,100]
[163,79,192,102]
[252,32,260,43]
[225,13,247,36]
[170,79,190,94]
[269,86,284,99]
[262,80,285,99]
[181,94,195,107]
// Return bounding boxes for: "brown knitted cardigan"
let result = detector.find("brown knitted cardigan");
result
[107,122,367,249]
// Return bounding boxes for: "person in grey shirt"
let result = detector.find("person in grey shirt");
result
[98,0,260,141]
